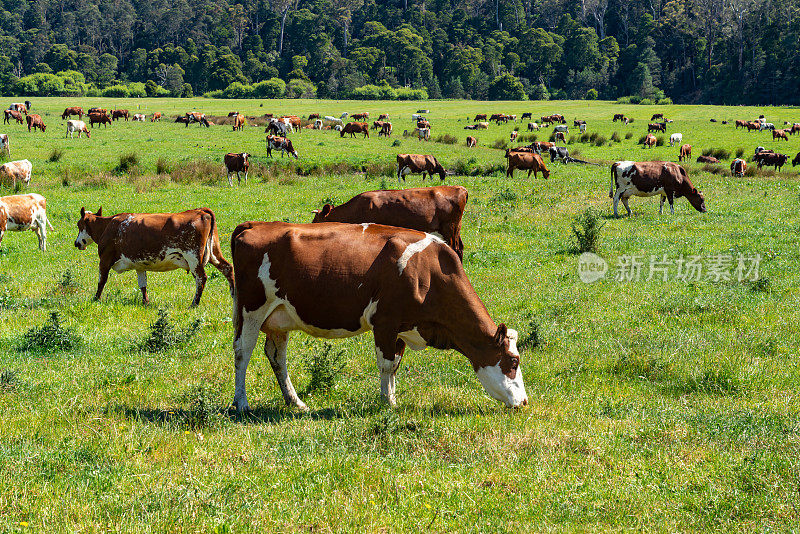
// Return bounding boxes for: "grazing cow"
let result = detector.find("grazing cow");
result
[281,115,301,132]
[112,109,129,121]
[731,158,746,177]
[735,120,747,129]
[521,113,532,120]
[314,119,323,130]
[62,106,83,120]
[266,118,292,136]
[709,118,717,122]
[0,159,32,187]
[88,112,111,128]
[378,113,389,121]
[308,113,320,120]
[540,115,553,125]
[412,127,431,141]
[525,141,554,154]
[341,122,369,138]
[266,135,298,158]
[696,155,720,164]
[229,220,528,412]
[351,112,369,121]
[397,154,446,181]
[4,110,23,124]
[132,114,146,121]
[340,112,349,120]
[553,124,568,134]
[772,129,788,141]
[574,119,586,127]
[88,107,107,114]
[755,147,773,154]
[554,131,566,143]
[233,114,246,131]
[754,152,789,171]
[613,113,625,122]
[510,130,518,142]
[644,134,657,148]
[311,186,468,261]
[548,146,570,163]
[373,120,387,130]
[793,152,800,167]
[0,134,8,153]
[0,193,52,251]
[8,103,27,114]
[669,133,683,147]
[474,114,487,121]
[416,119,430,130]
[74,207,234,307]
[224,153,250,186]
[466,136,477,148]
[505,152,550,179]
[379,122,392,137]
[26,114,45,132]
[186,112,210,127]
[679,144,692,162]
[746,121,760,132]
[490,113,507,123]
[789,123,800,135]
[476,122,489,129]
[648,122,667,132]
[760,122,775,131]
[324,116,343,125]
[151,112,162,122]
[721,121,728,124]
[579,123,586,133]
[66,120,90,139]
[610,161,706,217]
[651,113,663,120]
[527,122,539,131]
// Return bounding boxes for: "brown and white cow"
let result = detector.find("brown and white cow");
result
[510,130,518,142]
[466,136,477,148]
[0,193,52,251]
[74,207,234,307]
[233,114,246,131]
[731,158,746,176]
[397,154,446,181]
[678,144,692,162]
[379,122,392,137]
[112,109,129,121]
[88,112,111,128]
[772,129,788,141]
[505,152,550,179]
[754,152,789,170]
[610,161,706,217]
[4,109,23,124]
[151,112,162,122]
[474,114,487,121]
[643,133,656,148]
[8,103,27,114]
[186,112,209,127]
[224,153,250,186]
[341,122,369,138]
[0,159,32,187]
[229,221,528,411]
[62,106,83,120]
[132,114,146,122]
[696,155,719,164]
[378,113,389,121]
[0,134,8,153]
[26,114,45,132]
[648,122,666,133]
[311,186,469,261]
[554,131,566,143]
[66,120,90,138]
[266,135,298,158]
[351,112,369,121]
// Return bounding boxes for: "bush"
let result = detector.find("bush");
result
[639,98,654,105]
[657,97,673,105]
[637,135,647,145]
[304,342,346,393]
[351,84,398,100]
[222,81,254,99]
[611,131,621,143]
[287,78,316,98]
[156,157,170,175]
[17,312,81,353]
[702,147,731,160]
[116,152,139,174]
[435,133,457,145]
[736,147,745,158]
[492,138,508,150]
[101,84,130,98]
[625,132,633,139]
[253,78,286,98]
[615,96,632,104]
[396,87,428,100]
[571,208,604,253]
[656,136,665,146]
[139,308,201,353]
[182,383,221,430]
[593,135,607,146]
[48,148,63,163]
[127,82,147,98]
[518,318,541,349]
[586,88,599,100]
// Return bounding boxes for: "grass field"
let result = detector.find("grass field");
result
[1,97,800,532]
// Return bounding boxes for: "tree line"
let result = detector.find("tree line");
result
[0,0,796,103]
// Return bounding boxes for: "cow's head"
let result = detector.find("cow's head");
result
[74,207,101,249]
[311,204,333,223]
[84,128,91,138]
[687,189,706,213]
[475,324,528,408]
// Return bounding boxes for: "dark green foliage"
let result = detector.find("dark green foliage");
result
[17,312,81,353]
[571,208,604,253]
[703,147,731,160]
[304,343,346,393]
[0,369,17,392]
[116,153,139,174]
[625,132,633,139]
[48,148,63,162]
[610,131,621,143]
[736,147,745,158]
[156,157,170,175]
[182,384,221,430]
[434,133,457,145]
[139,309,201,353]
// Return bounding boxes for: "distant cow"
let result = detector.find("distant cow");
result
[311,186,468,260]
[4,110,23,124]
[521,112,532,120]
[527,122,539,131]
[379,122,392,137]
[613,114,626,122]
[735,120,747,129]
[644,134,656,148]
[132,114,146,121]
[26,114,45,132]
[731,158,746,176]
[151,112,162,122]
[314,119,323,130]
[648,122,667,133]
[669,133,682,147]
[678,144,692,162]
[88,112,111,128]
[378,113,389,120]
[62,107,83,120]
[66,120,90,138]
[224,153,250,186]
[351,112,369,121]
[553,124,568,134]
[772,129,788,141]
[793,152,800,167]
[554,131,566,143]
[466,136,477,148]
[476,122,489,129]
[233,114,246,131]
[505,151,550,179]
[74,207,234,307]
[186,112,209,127]
[760,122,775,131]
[0,134,8,153]
[510,130,518,142]
[610,161,706,217]
[696,155,719,164]
[789,123,800,135]
[754,152,789,171]
[112,109,129,121]
[0,193,52,251]
[548,146,570,163]
[341,122,369,138]
[0,159,32,187]
[397,154,446,181]
[651,113,663,120]
[412,127,430,141]
[8,103,28,114]
[474,114,487,121]
[266,135,298,158]
[308,113,320,120]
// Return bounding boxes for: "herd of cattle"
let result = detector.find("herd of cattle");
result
[3,101,800,411]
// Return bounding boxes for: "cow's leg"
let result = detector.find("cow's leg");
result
[189,263,207,307]
[227,171,233,187]
[137,270,149,304]
[232,306,265,412]
[622,196,632,217]
[264,331,307,410]
[34,220,46,251]
[374,328,405,407]
[94,260,112,301]
[667,192,675,214]
[659,194,665,214]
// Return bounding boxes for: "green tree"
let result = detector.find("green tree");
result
[488,72,527,100]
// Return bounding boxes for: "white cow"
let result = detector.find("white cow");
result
[313,119,323,129]
[579,123,586,133]
[324,116,343,125]
[0,133,8,153]
[132,114,146,121]
[66,120,90,138]
[553,124,569,133]
[669,133,682,147]
[340,112,349,120]
[527,122,539,131]
[0,159,32,187]
[414,127,430,140]
[0,193,52,251]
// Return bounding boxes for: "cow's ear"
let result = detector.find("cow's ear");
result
[80,207,85,218]
[494,323,508,346]
[321,204,332,217]
[97,207,102,216]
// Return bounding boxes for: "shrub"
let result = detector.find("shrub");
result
[156,157,170,175]
[571,208,604,253]
[101,84,130,98]
[490,188,518,206]
[395,87,428,100]
[637,135,647,145]
[579,133,590,143]
[304,342,346,393]
[656,136,665,146]
[492,138,508,150]
[183,383,221,430]
[127,82,147,98]
[736,147,745,158]
[625,132,633,139]
[593,135,607,146]
[639,98,654,106]
[48,148,63,162]
[139,308,201,353]
[116,152,139,174]
[657,97,673,105]
[253,78,286,98]
[58,270,79,292]
[435,133,457,145]
[222,82,254,99]
[518,318,541,349]
[391,139,401,147]
[615,96,632,104]
[586,88,599,100]
[702,147,731,160]
[611,131,621,143]
[287,78,316,98]
[17,312,81,353]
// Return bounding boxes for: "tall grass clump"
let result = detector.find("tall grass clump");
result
[656,136,665,146]
[492,138,508,150]
[304,342,346,393]
[48,148,64,162]
[116,152,139,174]
[17,311,81,353]
[593,135,608,146]
[611,131,621,143]
[625,132,633,139]
[156,157,171,175]
[182,383,222,430]
[0,369,18,392]
[139,308,201,353]
[571,208,604,253]
[703,147,731,160]
[434,133,457,145]
[736,147,745,159]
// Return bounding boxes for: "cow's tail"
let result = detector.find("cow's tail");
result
[609,163,618,198]
[45,212,53,230]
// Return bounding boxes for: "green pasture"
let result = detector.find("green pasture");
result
[1,97,800,532]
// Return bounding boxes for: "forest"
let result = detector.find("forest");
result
[0,0,796,103]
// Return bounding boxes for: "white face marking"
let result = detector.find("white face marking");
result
[397,233,445,274]
[74,227,93,249]
[475,327,526,407]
